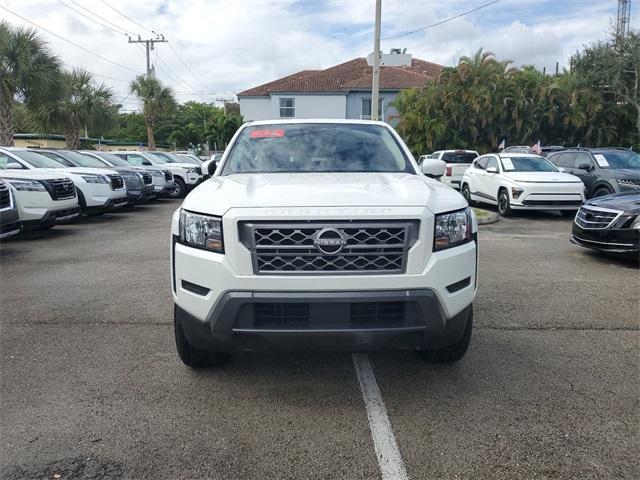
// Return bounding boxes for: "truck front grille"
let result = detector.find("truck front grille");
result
[575,206,621,229]
[0,181,11,209]
[141,172,153,185]
[164,170,173,182]
[121,172,142,190]
[43,178,76,200]
[240,221,417,274]
[107,174,125,190]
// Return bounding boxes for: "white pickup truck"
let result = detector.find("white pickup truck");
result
[171,120,478,368]
[424,150,479,190]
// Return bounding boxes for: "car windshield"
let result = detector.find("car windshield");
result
[59,151,105,168]
[441,151,478,163]
[92,152,132,167]
[11,150,67,168]
[597,151,640,169]
[500,156,558,172]
[221,123,411,174]
[145,152,170,164]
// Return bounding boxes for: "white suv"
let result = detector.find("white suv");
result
[115,151,201,198]
[171,120,478,368]
[0,148,128,214]
[0,169,80,230]
[460,153,585,216]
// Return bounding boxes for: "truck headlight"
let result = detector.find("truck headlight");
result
[5,178,47,191]
[179,209,223,252]
[151,170,163,178]
[81,175,109,184]
[632,215,640,230]
[434,208,473,251]
[186,168,197,174]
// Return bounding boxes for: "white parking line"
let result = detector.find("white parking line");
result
[353,353,409,480]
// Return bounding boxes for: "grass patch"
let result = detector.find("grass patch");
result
[472,207,491,219]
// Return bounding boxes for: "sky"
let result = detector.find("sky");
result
[2,0,637,112]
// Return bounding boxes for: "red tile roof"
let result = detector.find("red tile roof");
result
[238,57,442,96]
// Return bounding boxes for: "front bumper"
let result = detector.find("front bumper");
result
[510,184,584,210]
[571,224,640,254]
[176,290,473,353]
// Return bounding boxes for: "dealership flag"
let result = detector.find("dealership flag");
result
[532,140,541,154]
[498,139,506,150]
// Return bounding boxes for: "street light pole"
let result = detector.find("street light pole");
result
[371,0,382,121]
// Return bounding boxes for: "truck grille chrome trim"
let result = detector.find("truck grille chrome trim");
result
[574,205,622,230]
[0,181,11,210]
[42,178,76,200]
[240,221,418,275]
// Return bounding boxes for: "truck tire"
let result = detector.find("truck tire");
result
[417,307,473,364]
[169,178,187,199]
[593,186,613,198]
[174,308,228,368]
[461,183,474,206]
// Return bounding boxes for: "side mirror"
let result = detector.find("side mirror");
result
[421,158,446,179]
[558,167,566,172]
[142,160,152,166]
[577,163,591,171]
[207,161,217,176]
[6,162,22,169]
[486,166,498,174]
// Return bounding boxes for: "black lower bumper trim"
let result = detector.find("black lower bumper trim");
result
[176,289,473,353]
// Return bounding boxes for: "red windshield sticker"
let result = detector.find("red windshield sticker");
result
[250,129,285,138]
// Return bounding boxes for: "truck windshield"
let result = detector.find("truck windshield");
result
[221,123,412,174]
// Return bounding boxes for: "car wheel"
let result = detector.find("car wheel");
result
[593,187,613,198]
[174,307,229,368]
[461,184,474,205]
[168,178,186,199]
[417,307,473,364]
[497,189,512,217]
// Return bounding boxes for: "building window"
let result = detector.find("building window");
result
[279,98,295,118]
[361,98,384,120]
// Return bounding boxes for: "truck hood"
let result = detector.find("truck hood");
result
[0,169,72,181]
[183,172,467,216]
[166,163,195,171]
[43,167,118,176]
[502,171,582,183]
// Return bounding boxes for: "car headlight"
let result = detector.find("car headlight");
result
[632,215,640,229]
[511,187,524,199]
[4,178,47,191]
[151,170,163,177]
[617,178,640,186]
[81,174,109,184]
[186,167,197,174]
[179,209,223,253]
[434,208,473,251]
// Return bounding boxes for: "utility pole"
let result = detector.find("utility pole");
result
[616,0,631,47]
[127,34,167,76]
[371,0,382,121]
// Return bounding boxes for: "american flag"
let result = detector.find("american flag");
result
[531,140,541,154]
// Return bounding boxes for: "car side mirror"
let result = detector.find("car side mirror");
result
[421,158,446,179]
[142,160,152,166]
[558,167,566,172]
[577,163,591,171]
[207,161,217,176]
[6,162,22,169]
[486,166,498,174]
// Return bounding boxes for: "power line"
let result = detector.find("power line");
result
[167,41,211,92]
[382,0,502,40]
[99,0,156,35]
[56,0,131,37]
[0,4,139,74]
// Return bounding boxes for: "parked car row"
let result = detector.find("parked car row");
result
[0,147,204,238]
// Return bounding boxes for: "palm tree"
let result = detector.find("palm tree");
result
[0,21,60,146]
[37,69,116,149]
[130,75,176,150]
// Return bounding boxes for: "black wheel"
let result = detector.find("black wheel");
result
[168,177,187,199]
[497,189,512,217]
[593,187,613,198]
[417,307,473,364]
[174,306,228,368]
[561,210,576,218]
[461,184,474,205]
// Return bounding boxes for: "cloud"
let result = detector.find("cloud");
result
[1,0,628,111]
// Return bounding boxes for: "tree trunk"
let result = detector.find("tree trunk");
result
[0,93,15,147]
[65,128,80,149]
[145,114,156,151]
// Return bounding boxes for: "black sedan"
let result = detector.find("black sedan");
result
[571,192,640,259]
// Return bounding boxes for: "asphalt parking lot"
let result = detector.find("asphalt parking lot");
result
[1,200,638,480]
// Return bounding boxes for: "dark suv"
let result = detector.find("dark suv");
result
[547,148,640,198]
